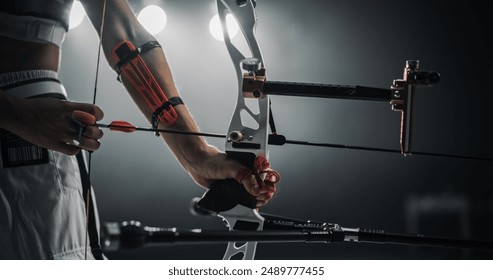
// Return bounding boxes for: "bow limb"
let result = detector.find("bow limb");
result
[196,0,270,260]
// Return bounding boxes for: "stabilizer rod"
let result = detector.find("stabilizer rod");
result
[101,218,493,253]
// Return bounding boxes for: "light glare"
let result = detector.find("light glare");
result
[209,14,240,41]
[137,5,167,35]
[69,1,86,29]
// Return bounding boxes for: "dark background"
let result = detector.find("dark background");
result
[60,0,493,259]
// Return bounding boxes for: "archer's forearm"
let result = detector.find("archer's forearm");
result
[81,0,216,178]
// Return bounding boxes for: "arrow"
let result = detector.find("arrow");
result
[72,111,492,162]
[99,120,227,139]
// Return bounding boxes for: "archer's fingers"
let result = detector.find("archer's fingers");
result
[83,125,104,140]
[68,110,103,151]
[56,142,82,156]
[256,191,275,207]
[259,183,276,194]
[70,103,104,121]
[240,174,261,196]
[77,137,101,152]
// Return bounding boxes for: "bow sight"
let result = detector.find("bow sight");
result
[240,58,440,156]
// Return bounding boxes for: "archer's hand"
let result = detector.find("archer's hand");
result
[0,95,104,155]
[191,147,279,208]
[240,168,278,208]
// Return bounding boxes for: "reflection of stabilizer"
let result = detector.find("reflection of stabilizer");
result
[112,41,183,130]
[101,213,493,253]
[102,196,493,254]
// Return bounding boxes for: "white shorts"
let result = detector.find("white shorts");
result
[0,70,100,259]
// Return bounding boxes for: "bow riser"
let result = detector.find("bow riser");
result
[218,0,269,159]
[197,0,270,260]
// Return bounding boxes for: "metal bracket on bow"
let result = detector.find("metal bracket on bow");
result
[390,60,441,155]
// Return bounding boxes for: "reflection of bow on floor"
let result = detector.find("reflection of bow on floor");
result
[83,0,492,260]
[100,210,493,254]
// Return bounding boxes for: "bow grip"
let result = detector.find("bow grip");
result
[196,151,259,213]
[196,178,257,213]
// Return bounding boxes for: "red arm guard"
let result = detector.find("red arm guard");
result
[112,41,182,129]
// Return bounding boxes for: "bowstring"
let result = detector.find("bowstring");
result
[85,0,107,260]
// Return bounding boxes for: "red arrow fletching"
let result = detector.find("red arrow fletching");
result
[108,121,137,133]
